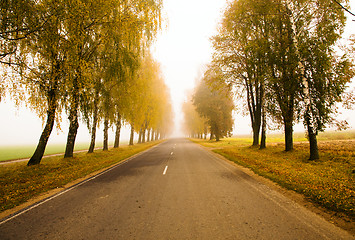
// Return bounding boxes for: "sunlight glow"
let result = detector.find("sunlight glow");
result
[153,0,227,137]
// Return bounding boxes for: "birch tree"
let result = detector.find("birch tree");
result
[283,0,354,159]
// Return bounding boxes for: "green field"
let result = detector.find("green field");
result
[0,141,129,162]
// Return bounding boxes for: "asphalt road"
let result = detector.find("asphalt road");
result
[0,138,353,239]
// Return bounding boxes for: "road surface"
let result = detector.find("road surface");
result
[0,138,353,239]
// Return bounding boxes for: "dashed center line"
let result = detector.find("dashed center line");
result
[163,166,168,175]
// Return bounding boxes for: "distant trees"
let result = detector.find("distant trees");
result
[125,53,173,145]
[193,81,233,141]
[208,0,354,159]
[0,0,172,166]
[184,67,234,141]
[182,97,208,139]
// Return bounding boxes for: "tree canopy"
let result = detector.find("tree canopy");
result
[0,0,172,166]
[188,67,234,141]
[209,0,354,159]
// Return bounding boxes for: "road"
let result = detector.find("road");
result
[0,138,353,239]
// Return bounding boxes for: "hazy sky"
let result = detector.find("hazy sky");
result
[152,0,227,136]
[0,0,354,146]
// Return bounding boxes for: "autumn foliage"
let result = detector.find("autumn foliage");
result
[0,0,172,165]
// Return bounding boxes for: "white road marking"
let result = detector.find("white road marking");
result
[171,152,173,155]
[163,166,168,175]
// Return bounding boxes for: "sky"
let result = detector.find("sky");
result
[0,0,354,146]
[152,0,228,136]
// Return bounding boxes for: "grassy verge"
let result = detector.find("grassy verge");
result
[192,135,355,220]
[0,141,161,214]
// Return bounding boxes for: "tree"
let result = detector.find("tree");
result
[15,1,69,166]
[193,74,234,141]
[1,0,163,165]
[63,0,122,157]
[123,52,172,145]
[211,0,273,146]
[212,0,354,158]
[61,0,162,157]
[84,30,138,153]
[182,97,208,138]
[285,0,354,159]
[264,1,301,152]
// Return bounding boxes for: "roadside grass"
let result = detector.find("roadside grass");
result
[0,141,161,214]
[192,132,355,220]
[0,141,129,162]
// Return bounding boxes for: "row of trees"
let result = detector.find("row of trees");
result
[183,72,234,141]
[0,0,173,166]
[187,0,354,160]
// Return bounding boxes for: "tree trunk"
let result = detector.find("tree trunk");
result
[142,129,146,143]
[215,126,220,141]
[151,130,155,141]
[307,128,319,160]
[138,129,143,143]
[114,113,121,148]
[88,90,99,153]
[64,77,80,158]
[103,118,109,151]
[147,128,151,143]
[306,114,319,160]
[251,111,261,146]
[64,102,79,158]
[260,107,266,149]
[284,120,293,152]
[129,125,134,145]
[28,91,57,166]
[245,77,262,146]
[88,111,98,153]
[252,128,260,146]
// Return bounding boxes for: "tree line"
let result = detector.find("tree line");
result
[0,0,173,166]
[185,0,354,160]
[183,71,234,141]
